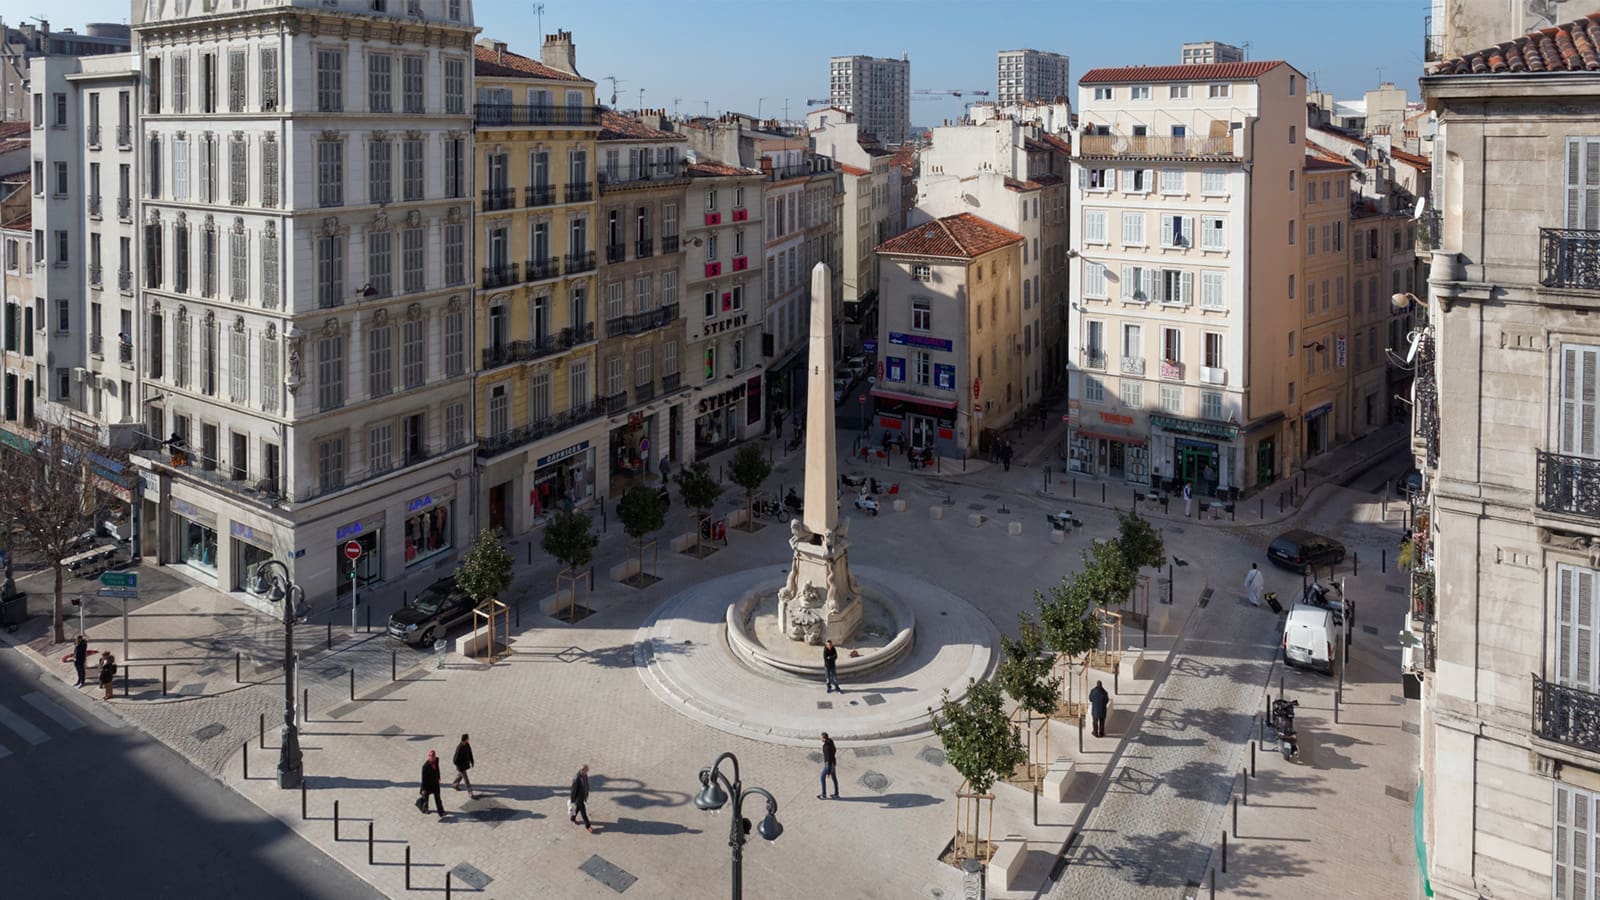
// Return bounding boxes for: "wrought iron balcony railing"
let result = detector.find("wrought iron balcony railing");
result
[481,187,516,212]
[1077,134,1236,160]
[481,337,562,370]
[661,372,681,392]
[89,333,103,356]
[635,238,654,259]
[117,196,131,220]
[116,124,131,147]
[119,340,134,364]
[472,103,600,128]
[1534,675,1600,754]
[87,124,101,147]
[605,303,678,339]
[1541,228,1600,292]
[565,182,593,203]
[1121,356,1146,375]
[564,250,595,274]
[1083,350,1107,370]
[482,262,521,290]
[1537,449,1600,519]
[661,235,680,254]
[525,184,556,207]
[525,257,560,281]
[634,381,655,403]
[476,400,608,458]
[88,264,102,287]
[88,195,102,218]
[118,268,132,293]
[602,391,629,415]
[605,242,626,264]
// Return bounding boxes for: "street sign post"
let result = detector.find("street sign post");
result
[99,572,138,588]
[96,572,141,660]
[344,541,363,634]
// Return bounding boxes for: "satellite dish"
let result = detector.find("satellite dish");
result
[1411,196,1427,220]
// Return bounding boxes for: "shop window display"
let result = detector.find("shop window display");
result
[181,519,218,571]
[405,505,451,565]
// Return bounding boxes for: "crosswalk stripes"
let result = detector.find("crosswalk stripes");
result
[0,701,49,745]
[23,692,84,732]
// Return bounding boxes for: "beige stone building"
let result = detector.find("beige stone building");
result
[1414,10,1600,899]
[1297,154,1354,457]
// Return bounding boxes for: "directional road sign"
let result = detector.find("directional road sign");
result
[97,587,139,599]
[99,572,138,588]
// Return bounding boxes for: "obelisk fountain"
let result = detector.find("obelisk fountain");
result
[777,262,863,645]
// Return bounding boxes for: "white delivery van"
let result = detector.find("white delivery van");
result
[1283,603,1336,675]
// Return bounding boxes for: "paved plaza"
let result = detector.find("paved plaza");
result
[0,419,1423,898]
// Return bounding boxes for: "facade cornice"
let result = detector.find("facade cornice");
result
[136,10,478,52]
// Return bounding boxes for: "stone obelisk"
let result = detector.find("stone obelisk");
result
[778,262,862,645]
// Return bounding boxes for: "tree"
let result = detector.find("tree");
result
[675,461,724,553]
[1116,509,1167,574]
[454,527,514,604]
[727,442,772,528]
[617,483,665,583]
[541,510,597,620]
[929,677,1027,859]
[1036,569,1101,661]
[0,425,107,644]
[1083,538,1137,608]
[996,613,1061,777]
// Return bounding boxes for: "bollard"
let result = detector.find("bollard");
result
[446,871,453,900]
[392,650,397,682]
[302,780,308,820]
[1231,503,1235,522]
[1133,489,1138,510]
[162,665,168,696]
[1142,613,1148,646]
[1033,781,1039,826]
[1279,491,1286,512]
[242,740,249,779]
[1072,478,1077,498]
[349,668,355,701]
[1382,548,1387,573]
[1279,675,1284,704]
[366,606,371,632]
[405,846,412,890]
[1078,714,1084,753]
[260,712,266,750]
[1353,552,1359,577]
[1169,564,1175,605]
[527,543,533,565]
[1211,866,1216,898]
[515,601,520,629]
[1335,687,1340,724]
[1243,767,1249,805]
[1101,482,1106,503]
[1250,741,1256,778]
[1221,830,1228,873]
[303,688,309,723]
[1259,497,1264,518]
[236,651,242,684]
[1232,796,1238,837]
[368,822,374,865]
[1114,667,1119,695]
[334,800,340,841]
[123,665,130,697]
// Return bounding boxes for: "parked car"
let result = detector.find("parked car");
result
[387,576,474,648]
[1266,529,1346,574]
[1283,602,1337,674]
[1396,467,1423,498]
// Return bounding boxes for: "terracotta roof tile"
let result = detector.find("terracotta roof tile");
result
[597,109,687,142]
[1389,147,1432,168]
[1431,11,1600,75]
[1304,152,1355,171]
[875,213,1023,259]
[1036,133,1073,154]
[0,122,28,140]
[1080,61,1285,85]
[688,161,760,177]
[2,215,30,231]
[473,44,587,82]
[838,163,870,177]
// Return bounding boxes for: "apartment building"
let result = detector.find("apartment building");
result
[1068,61,1305,492]
[0,19,131,123]
[131,0,479,607]
[1,188,36,439]
[1297,154,1354,458]
[1180,41,1244,65]
[827,54,910,147]
[809,118,901,355]
[594,110,689,494]
[471,34,603,535]
[1413,11,1600,899]
[996,49,1070,106]
[873,213,1024,455]
[683,162,766,455]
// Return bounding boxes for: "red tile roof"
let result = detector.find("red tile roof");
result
[1035,133,1073,155]
[838,163,870,177]
[1311,124,1364,145]
[597,110,686,142]
[1431,11,1600,75]
[875,213,1023,259]
[473,44,586,82]
[1080,61,1286,85]
[1304,152,1355,171]
[1,215,30,231]
[1389,147,1432,168]
[688,161,760,177]
[0,122,28,140]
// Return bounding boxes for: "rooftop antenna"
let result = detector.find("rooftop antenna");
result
[672,97,681,117]
[637,88,644,110]
[702,99,710,117]
[1376,66,1385,84]
[603,75,623,107]
[531,3,544,37]
[783,98,790,122]
[1239,40,1251,60]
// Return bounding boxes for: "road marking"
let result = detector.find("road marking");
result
[23,691,84,732]
[0,702,49,745]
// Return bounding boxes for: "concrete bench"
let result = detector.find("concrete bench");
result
[1007,521,1023,536]
[670,532,697,553]
[892,498,906,512]
[1049,528,1065,544]
[608,558,640,583]
[987,838,1029,892]
[930,506,944,520]
[1042,759,1076,802]
[968,513,985,527]
[1118,648,1143,685]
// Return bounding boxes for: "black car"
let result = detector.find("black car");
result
[387,576,474,648]
[1266,529,1346,574]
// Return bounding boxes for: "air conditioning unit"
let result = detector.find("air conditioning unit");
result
[71,367,91,384]
[93,374,109,389]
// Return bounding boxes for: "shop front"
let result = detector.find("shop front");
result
[1303,402,1332,459]
[172,498,219,577]
[1068,411,1150,484]
[610,412,656,497]
[402,488,454,568]
[869,387,958,457]
[334,513,384,593]
[1150,415,1241,495]
[695,377,760,457]
[531,439,595,518]
[229,520,276,592]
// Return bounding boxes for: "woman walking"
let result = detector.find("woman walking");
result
[98,652,117,700]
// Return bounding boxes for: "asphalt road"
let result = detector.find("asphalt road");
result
[0,644,384,900]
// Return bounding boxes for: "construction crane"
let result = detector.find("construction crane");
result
[912,89,990,100]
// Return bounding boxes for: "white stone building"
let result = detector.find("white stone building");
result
[131,0,479,608]
[1180,41,1244,65]
[810,118,902,353]
[827,54,910,147]
[996,49,1069,106]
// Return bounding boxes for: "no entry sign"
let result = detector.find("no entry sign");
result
[344,540,363,561]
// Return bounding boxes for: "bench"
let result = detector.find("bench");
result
[1049,529,1066,544]
[930,506,944,520]
[892,499,906,512]
[1042,759,1076,802]
[987,838,1029,892]
[1007,521,1023,536]
[967,513,985,527]
[1118,648,1143,685]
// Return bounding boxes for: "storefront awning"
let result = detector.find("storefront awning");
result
[1303,402,1333,421]
[1077,429,1143,445]
[1150,415,1239,441]
[870,388,957,410]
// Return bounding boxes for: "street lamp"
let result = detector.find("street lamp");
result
[249,558,310,789]
[694,752,782,900]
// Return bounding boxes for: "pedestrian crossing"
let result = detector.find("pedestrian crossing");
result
[0,691,87,759]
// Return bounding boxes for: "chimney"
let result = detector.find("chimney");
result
[541,29,577,76]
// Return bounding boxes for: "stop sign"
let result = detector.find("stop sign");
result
[343,540,363,561]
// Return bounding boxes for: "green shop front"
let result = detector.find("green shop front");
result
[1150,414,1240,495]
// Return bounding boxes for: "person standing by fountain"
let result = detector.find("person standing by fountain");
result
[822,640,842,693]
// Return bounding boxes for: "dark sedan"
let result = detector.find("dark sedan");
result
[387,576,474,648]
[1267,529,1346,574]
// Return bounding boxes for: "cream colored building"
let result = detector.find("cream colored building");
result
[1297,154,1354,457]
[1414,9,1600,898]
[1068,60,1306,492]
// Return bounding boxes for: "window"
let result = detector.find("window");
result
[1160,384,1182,413]
[1161,214,1193,248]
[52,161,67,196]
[635,274,653,312]
[200,317,218,395]
[444,309,465,376]
[913,351,931,386]
[1200,216,1226,251]
[229,134,247,205]
[1122,323,1141,359]
[368,325,392,397]
[1160,169,1184,193]
[368,137,392,204]
[317,438,345,494]
[317,49,343,112]
[402,319,424,388]
[1306,224,1316,256]
[912,299,931,331]
[1084,262,1107,299]
[402,226,424,294]
[317,335,344,411]
[1120,380,1142,408]
[1129,86,1150,100]
[1208,83,1230,98]
[1092,86,1112,101]
[1336,275,1345,307]
[1201,391,1223,420]
[173,134,190,201]
[1200,271,1225,309]
[1160,269,1193,306]
[1288,331,1296,357]
[1162,328,1182,363]
[200,223,218,298]
[229,229,248,300]
[173,223,190,293]
[1289,125,1297,144]
[317,234,344,308]
[229,329,249,403]
[317,139,343,207]
[260,48,279,111]
[444,223,464,286]
[443,137,465,198]
[1121,212,1145,246]
[443,58,465,114]
[401,55,424,114]
[1126,168,1153,193]
[1556,782,1600,900]
[369,423,394,475]
[1201,169,1226,196]
[1085,376,1104,401]
[261,227,279,309]
[1561,345,1600,457]
[911,263,932,282]
[1168,85,1189,99]
[1084,209,1107,244]
[1288,273,1296,299]
[227,50,246,113]
[261,136,279,208]
[1082,167,1113,190]
[367,53,392,113]
[1333,222,1344,252]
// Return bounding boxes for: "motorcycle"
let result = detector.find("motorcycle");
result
[1271,697,1300,760]
[853,489,879,516]
[784,490,804,516]
[757,497,783,519]
[699,517,728,544]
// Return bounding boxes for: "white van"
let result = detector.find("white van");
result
[1283,603,1336,674]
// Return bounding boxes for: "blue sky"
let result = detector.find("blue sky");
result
[8,0,1429,125]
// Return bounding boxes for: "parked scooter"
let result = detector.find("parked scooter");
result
[853,489,879,516]
[1271,697,1300,760]
[784,489,804,516]
[757,496,783,519]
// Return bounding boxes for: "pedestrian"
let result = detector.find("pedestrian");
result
[1088,680,1110,738]
[1183,482,1193,518]
[658,455,671,484]
[818,732,839,799]
[73,634,88,687]
[569,764,593,832]
[822,640,841,693]
[418,750,445,817]
[1244,563,1264,607]
[98,652,116,700]
[451,733,475,798]
[1203,463,1216,494]
[1002,440,1014,472]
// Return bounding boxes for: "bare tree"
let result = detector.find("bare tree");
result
[0,424,108,644]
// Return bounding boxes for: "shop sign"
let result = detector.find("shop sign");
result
[139,470,161,496]
[1160,360,1182,381]
[698,384,744,414]
[171,498,217,525]
[885,357,906,383]
[933,363,956,392]
[1068,399,1081,422]
[537,440,590,468]
[878,416,903,430]
[0,427,36,454]
[336,513,385,542]
[407,494,437,514]
[703,313,748,338]
[1336,333,1347,368]
[862,339,878,353]
[937,427,954,440]
[229,521,269,545]
[1151,414,1239,440]
[888,332,954,352]
[1099,411,1135,426]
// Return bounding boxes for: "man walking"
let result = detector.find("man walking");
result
[822,640,841,693]
[818,732,839,799]
[1244,563,1264,607]
[73,634,88,687]
[419,750,445,817]
[1088,680,1110,738]
[1182,482,1193,518]
[451,734,475,798]
[570,764,594,832]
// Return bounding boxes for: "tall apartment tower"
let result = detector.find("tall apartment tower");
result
[131,0,480,608]
[828,54,910,147]
[1180,41,1245,65]
[996,49,1070,105]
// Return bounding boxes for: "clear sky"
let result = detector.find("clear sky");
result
[5,0,1430,125]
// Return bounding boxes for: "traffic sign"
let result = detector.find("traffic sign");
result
[99,572,138,588]
[863,339,878,353]
[640,438,650,457]
[97,587,139,599]
[1062,414,1071,423]
[858,394,866,404]
[867,376,879,385]
[344,540,364,561]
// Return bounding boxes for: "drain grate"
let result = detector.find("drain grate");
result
[450,862,493,889]
[1384,784,1414,803]
[816,701,833,710]
[193,722,225,742]
[918,747,946,767]
[580,855,637,893]
[863,693,886,706]
[859,770,890,793]
[853,745,892,758]
[967,503,986,512]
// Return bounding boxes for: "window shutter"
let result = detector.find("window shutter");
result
[1559,565,1600,690]
[1182,217,1194,247]
[1105,169,1115,191]
[1161,215,1174,247]
[1144,268,1158,302]
[1181,271,1194,306]
[1563,346,1600,457]
[1142,169,1153,191]
[1568,138,1600,230]
[1077,167,1087,190]
[1121,265,1134,300]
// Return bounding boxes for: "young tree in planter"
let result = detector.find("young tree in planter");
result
[674,461,724,554]
[727,442,772,530]
[455,528,514,604]
[996,613,1061,779]
[0,425,106,644]
[929,677,1028,862]
[541,510,598,621]
[1116,509,1167,609]
[1036,564,1103,716]
[1083,537,1138,609]
[617,483,666,586]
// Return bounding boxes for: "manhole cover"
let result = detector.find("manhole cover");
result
[450,862,493,889]
[859,770,890,793]
[579,855,637,893]
[863,693,886,706]
[1363,625,1380,635]
[378,725,403,736]
[816,701,833,710]
[853,745,892,758]
[918,747,946,767]
[194,723,225,742]
[1384,785,1413,802]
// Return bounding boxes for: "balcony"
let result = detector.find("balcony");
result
[634,381,656,403]
[602,391,629,415]
[599,162,690,193]
[766,163,814,181]
[481,187,516,212]
[1537,450,1600,519]
[89,334,103,357]
[1540,228,1600,292]
[661,372,681,392]
[525,257,560,281]
[1076,134,1237,160]
[89,264,103,287]
[606,303,678,339]
[87,124,101,147]
[565,250,596,274]
[118,269,132,293]
[88,195,102,218]
[661,235,680,254]
[1159,360,1184,381]
[118,340,133,364]
[1201,366,1228,385]
[1120,356,1146,376]
[472,103,600,128]
[1083,350,1107,370]
[117,196,131,220]
[482,262,521,290]
[605,242,626,264]
[565,182,594,203]
[1534,676,1600,755]
[525,184,556,207]
[481,336,562,369]
[636,238,654,259]
[476,400,607,458]
[116,124,131,148]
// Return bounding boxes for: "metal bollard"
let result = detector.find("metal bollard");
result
[515,601,520,629]
[260,712,266,750]
[1353,552,1359,576]
[1243,768,1249,805]
[162,665,168,696]
[392,651,397,682]
[1221,830,1228,873]
[1101,482,1106,503]
[123,665,130,697]
[1113,667,1119,695]
[366,606,371,632]
[527,543,533,565]
[405,846,412,889]
[1072,477,1077,498]
[1279,675,1284,704]
[236,651,242,684]
[446,871,452,900]
[302,781,307,820]
[1382,548,1387,573]
[1210,866,1216,898]
[1232,796,1238,837]
[242,740,249,779]
[1334,687,1340,724]
[1250,741,1256,778]
[1078,714,1084,753]
[349,668,355,701]
[334,800,340,841]
[1279,491,1286,512]
[368,822,374,865]
[326,622,332,650]
[1033,781,1039,826]
[303,688,309,723]
[1259,497,1264,518]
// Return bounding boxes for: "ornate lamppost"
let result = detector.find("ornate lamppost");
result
[249,558,309,788]
[694,752,782,900]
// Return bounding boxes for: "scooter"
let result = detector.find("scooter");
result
[868,477,883,495]
[757,497,782,519]
[1271,698,1300,760]
[854,489,879,516]
[784,490,804,516]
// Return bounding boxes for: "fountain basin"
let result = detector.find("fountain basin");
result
[726,577,915,677]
